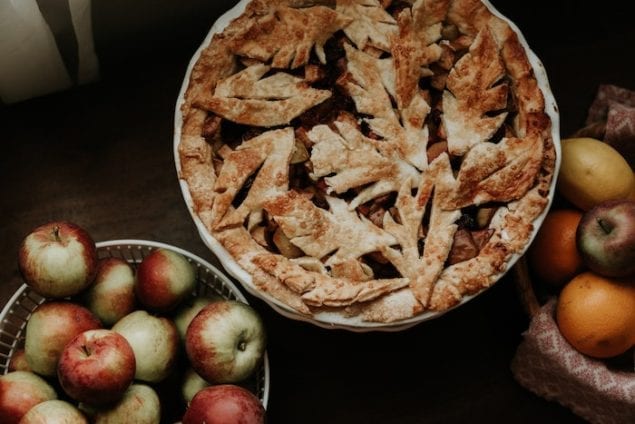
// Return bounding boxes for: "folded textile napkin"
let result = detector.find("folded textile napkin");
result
[511,300,635,424]
[511,84,635,423]
[575,83,635,166]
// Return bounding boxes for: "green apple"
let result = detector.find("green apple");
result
[85,258,136,326]
[81,384,160,424]
[19,400,87,424]
[112,310,179,383]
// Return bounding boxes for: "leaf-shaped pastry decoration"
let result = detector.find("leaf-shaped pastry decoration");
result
[336,0,398,52]
[430,185,550,311]
[301,274,409,307]
[331,43,430,207]
[367,90,431,170]
[442,27,508,156]
[308,118,395,194]
[444,134,544,209]
[307,116,421,210]
[380,153,460,307]
[339,43,395,120]
[230,6,352,68]
[263,191,397,266]
[340,44,430,169]
[390,1,446,108]
[252,252,408,308]
[211,128,295,230]
[411,0,450,45]
[380,179,430,280]
[196,63,331,127]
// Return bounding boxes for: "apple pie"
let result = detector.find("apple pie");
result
[177,0,557,323]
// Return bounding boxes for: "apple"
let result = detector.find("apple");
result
[25,301,101,376]
[18,221,98,298]
[185,300,266,384]
[0,371,57,424]
[181,385,265,424]
[112,310,179,383]
[81,384,161,424]
[57,329,135,405]
[181,367,210,404]
[135,248,196,312]
[576,199,635,277]
[8,349,31,372]
[19,400,87,424]
[174,297,215,341]
[84,258,137,326]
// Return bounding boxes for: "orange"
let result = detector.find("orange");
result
[556,272,635,358]
[527,209,584,287]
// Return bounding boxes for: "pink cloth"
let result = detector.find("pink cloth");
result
[511,300,635,424]
[576,84,635,165]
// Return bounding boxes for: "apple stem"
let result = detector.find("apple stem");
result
[53,225,62,242]
[81,345,91,357]
[238,341,247,352]
[596,218,613,235]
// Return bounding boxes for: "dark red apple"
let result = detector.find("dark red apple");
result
[58,329,135,405]
[25,301,102,376]
[0,371,57,424]
[135,248,196,312]
[85,257,136,326]
[185,300,266,384]
[181,385,265,424]
[18,221,97,298]
[576,199,635,277]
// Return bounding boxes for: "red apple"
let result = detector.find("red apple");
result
[112,310,179,383]
[25,301,101,376]
[576,199,635,277]
[19,400,87,424]
[81,384,161,424]
[18,221,97,298]
[58,329,135,405]
[85,258,136,325]
[181,385,265,424]
[134,248,196,312]
[185,300,266,384]
[0,371,57,424]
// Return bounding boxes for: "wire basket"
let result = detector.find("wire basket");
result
[0,239,270,409]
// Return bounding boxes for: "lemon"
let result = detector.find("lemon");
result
[557,137,635,210]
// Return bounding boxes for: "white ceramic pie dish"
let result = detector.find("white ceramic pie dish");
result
[173,0,561,332]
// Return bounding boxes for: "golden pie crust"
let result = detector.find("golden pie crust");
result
[178,0,556,323]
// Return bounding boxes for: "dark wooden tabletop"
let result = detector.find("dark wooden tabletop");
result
[2,1,633,422]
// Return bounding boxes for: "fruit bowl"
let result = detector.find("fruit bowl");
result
[0,239,270,408]
[174,0,562,332]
